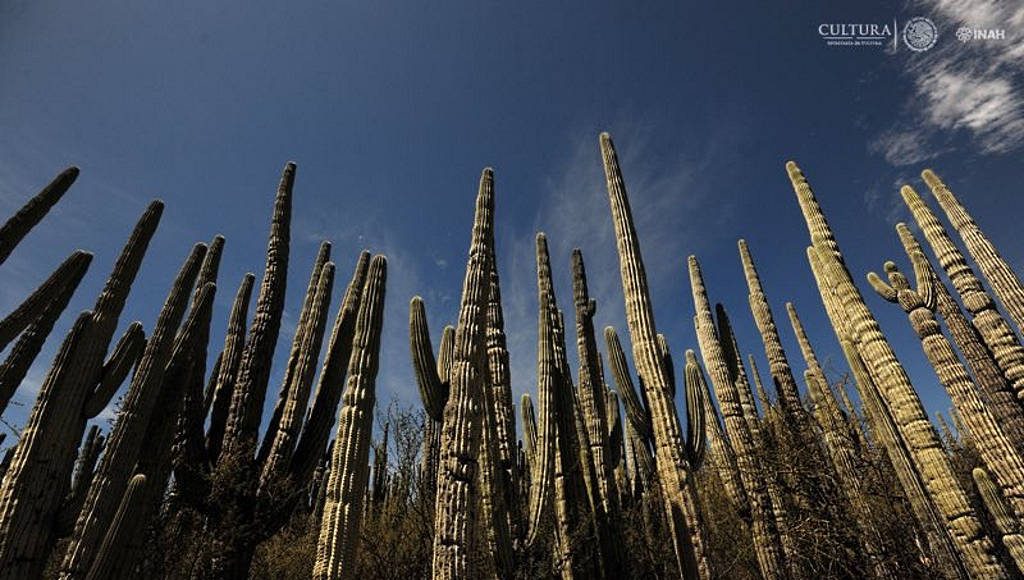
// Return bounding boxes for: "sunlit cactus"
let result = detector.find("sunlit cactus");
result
[313,254,387,580]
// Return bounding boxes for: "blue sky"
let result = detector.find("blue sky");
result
[2,1,1023,444]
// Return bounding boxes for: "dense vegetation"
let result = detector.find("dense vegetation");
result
[0,133,1021,579]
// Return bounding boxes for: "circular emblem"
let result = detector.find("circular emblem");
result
[903,17,938,51]
[956,27,972,43]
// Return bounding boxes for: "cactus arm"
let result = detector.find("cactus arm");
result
[409,296,448,421]
[83,474,146,580]
[82,322,146,419]
[0,250,95,351]
[0,166,79,265]
[520,393,537,466]
[682,351,707,471]
[866,272,898,302]
[603,326,652,447]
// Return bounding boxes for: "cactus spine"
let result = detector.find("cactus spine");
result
[601,132,710,579]
[791,161,1005,578]
[313,254,387,579]
[431,168,494,579]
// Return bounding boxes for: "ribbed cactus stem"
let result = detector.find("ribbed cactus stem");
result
[868,244,1024,525]
[901,184,1024,408]
[313,254,387,580]
[748,355,771,417]
[62,243,208,579]
[0,251,92,414]
[792,161,1002,578]
[0,200,162,580]
[431,168,494,580]
[222,161,295,458]
[689,255,785,577]
[81,321,146,420]
[521,393,537,466]
[973,467,1024,571]
[924,169,1024,337]
[604,327,653,446]
[85,474,146,580]
[601,132,710,579]
[526,273,556,548]
[410,297,449,421]
[258,241,332,468]
[205,272,256,464]
[291,250,370,482]
[485,233,518,517]
[895,223,1024,455]
[0,166,79,265]
[714,304,762,442]
[0,250,94,352]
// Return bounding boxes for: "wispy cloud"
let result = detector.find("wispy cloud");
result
[871,1,1024,165]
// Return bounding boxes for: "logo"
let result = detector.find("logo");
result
[903,17,938,51]
[818,22,895,47]
[956,26,1006,42]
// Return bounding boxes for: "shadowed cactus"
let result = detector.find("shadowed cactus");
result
[973,467,1024,573]
[601,132,711,579]
[85,473,146,580]
[0,199,163,580]
[791,160,1003,579]
[313,254,387,580]
[0,166,79,265]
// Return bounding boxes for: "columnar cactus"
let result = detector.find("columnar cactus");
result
[738,240,807,423]
[689,255,785,578]
[790,161,1005,578]
[0,250,92,413]
[867,241,1024,523]
[521,393,537,467]
[0,200,162,580]
[973,467,1024,572]
[409,297,450,495]
[0,250,94,352]
[895,223,1024,454]
[923,169,1024,337]
[61,242,208,579]
[85,473,147,580]
[431,168,494,579]
[313,254,387,580]
[714,305,761,441]
[0,166,78,265]
[901,185,1024,409]
[601,132,711,579]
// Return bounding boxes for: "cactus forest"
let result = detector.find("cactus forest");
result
[2,132,1024,580]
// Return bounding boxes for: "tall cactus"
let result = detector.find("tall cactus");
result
[409,298,450,496]
[0,166,78,265]
[867,240,1024,523]
[0,250,94,352]
[85,474,147,580]
[790,161,1005,578]
[313,254,387,580]
[0,200,162,580]
[61,243,208,578]
[923,169,1024,336]
[600,132,710,579]
[431,168,494,579]
[689,255,786,578]
[973,467,1024,572]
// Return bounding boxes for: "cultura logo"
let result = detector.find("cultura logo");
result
[902,17,938,51]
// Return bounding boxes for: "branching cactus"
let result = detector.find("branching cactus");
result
[61,242,208,579]
[973,467,1024,572]
[901,185,1024,410]
[313,254,387,580]
[0,166,78,265]
[790,161,1005,578]
[689,255,785,578]
[601,132,711,579]
[0,200,163,580]
[895,223,1024,455]
[923,169,1024,337]
[431,168,494,580]
[409,297,451,495]
[867,243,1024,523]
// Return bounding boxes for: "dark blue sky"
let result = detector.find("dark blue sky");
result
[2,1,1022,441]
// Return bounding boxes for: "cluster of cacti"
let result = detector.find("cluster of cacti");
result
[2,133,1024,579]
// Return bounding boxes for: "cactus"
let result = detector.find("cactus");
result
[790,161,1004,578]
[60,243,208,579]
[0,166,78,265]
[923,169,1024,337]
[0,250,94,352]
[901,185,1024,412]
[895,223,1024,455]
[521,393,537,467]
[221,161,295,459]
[313,254,387,580]
[85,474,147,580]
[601,132,711,579]
[430,168,494,579]
[0,200,162,580]
[714,304,761,440]
[0,250,92,413]
[57,426,107,536]
[409,297,450,497]
[867,242,1024,523]
[689,255,785,578]
[973,467,1024,572]
[205,272,257,464]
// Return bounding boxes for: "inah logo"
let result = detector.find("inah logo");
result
[903,17,938,51]
[956,26,1006,42]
